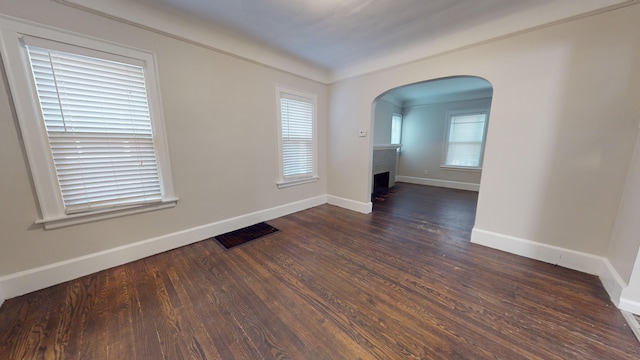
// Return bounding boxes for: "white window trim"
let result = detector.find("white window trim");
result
[441,109,489,171]
[275,85,318,188]
[0,16,177,229]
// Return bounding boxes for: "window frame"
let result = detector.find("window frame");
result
[0,17,177,229]
[275,85,318,188]
[441,109,489,171]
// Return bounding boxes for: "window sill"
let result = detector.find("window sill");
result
[35,198,178,230]
[277,176,319,189]
[440,165,482,173]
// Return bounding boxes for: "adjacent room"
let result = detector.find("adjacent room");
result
[1,0,640,358]
[372,76,492,197]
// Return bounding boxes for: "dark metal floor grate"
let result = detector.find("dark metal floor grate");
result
[213,222,279,249]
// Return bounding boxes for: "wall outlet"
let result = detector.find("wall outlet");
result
[358,130,367,137]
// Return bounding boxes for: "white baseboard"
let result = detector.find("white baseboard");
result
[327,195,372,214]
[396,176,480,191]
[470,228,604,275]
[600,258,627,308]
[0,195,326,300]
[620,297,640,315]
[621,310,640,341]
[470,228,638,310]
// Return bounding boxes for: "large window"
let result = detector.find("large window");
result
[276,86,317,188]
[443,111,488,169]
[0,18,176,228]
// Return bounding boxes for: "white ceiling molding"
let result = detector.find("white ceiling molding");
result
[55,0,332,83]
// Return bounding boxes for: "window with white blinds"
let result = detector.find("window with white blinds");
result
[0,18,176,228]
[276,87,317,187]
[26,45,162,214]
[444,112,488,168]
[391,113,402,145]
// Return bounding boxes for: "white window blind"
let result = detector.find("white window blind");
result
[280,94,314,180]
[25,45,162,214]
[445,113,487,168]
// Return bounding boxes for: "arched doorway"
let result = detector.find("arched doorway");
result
[370,76,493,220]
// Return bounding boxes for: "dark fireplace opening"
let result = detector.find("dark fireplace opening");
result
[372,171,390,196]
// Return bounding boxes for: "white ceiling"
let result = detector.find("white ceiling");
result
[60,0,629,82]
[130,0,627,73]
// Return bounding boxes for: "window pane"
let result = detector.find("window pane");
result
[448,114,485,142]
[446,143,482,167]
[445,113,487,167]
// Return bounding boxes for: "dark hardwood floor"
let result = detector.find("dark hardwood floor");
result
[1,183,639,359]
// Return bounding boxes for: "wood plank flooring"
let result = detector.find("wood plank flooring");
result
[1,183,639,359]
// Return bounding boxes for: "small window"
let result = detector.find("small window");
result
[276,86,317,188]
[443,111,488,169]
[0,18,177,228]
[391,113,402,145]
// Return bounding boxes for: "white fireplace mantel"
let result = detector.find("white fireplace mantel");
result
[373,144,401,150]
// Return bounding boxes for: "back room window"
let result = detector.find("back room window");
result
[443,111,488,169]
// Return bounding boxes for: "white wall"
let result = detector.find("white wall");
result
[0,1,328,297]
[605,131,640,314]
[399,98,491,185]
[610,130,640,313]
[622,252,640,314]
[608,132,640,284]
[373,99,402,145]
[328,3,640,261]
